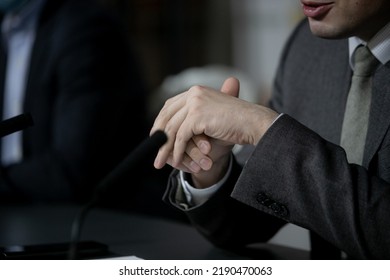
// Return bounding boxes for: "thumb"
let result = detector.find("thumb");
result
[220,77,240,98]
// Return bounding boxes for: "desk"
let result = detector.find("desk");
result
[0,204,310,259]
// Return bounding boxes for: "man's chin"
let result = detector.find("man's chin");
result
[308,19,348,39]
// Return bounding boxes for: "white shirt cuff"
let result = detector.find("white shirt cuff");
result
[180,155,233,206]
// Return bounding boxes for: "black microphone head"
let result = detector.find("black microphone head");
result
[149,130,168,148]
[94,130,168,198]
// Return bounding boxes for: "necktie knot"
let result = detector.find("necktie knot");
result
[353,46,380,77]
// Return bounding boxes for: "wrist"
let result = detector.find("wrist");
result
[252,107,280,145]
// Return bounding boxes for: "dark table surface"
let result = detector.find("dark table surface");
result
[0,203,310,260]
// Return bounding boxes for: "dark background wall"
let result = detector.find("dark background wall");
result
[101,0,232,94]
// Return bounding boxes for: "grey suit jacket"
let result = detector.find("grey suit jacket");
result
[164,19,390,259]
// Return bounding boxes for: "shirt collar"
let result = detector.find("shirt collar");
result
[1,0,45,35]
[349,21,390,69]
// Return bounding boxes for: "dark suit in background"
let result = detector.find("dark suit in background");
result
[0,0,148,202]
[164,18,390,259]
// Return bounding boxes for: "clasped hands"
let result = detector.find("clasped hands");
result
[150,77,279,188]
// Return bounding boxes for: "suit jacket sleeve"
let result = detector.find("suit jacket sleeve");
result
[232,113,390,260]
[163,156,285,249]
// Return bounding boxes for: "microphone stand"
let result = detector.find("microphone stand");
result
[67,130,167,259]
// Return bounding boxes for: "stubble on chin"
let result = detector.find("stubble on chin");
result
[307,18,352,40]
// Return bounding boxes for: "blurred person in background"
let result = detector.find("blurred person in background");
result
[0,0,148,203]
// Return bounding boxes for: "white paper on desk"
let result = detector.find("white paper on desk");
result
[101,255,143,260]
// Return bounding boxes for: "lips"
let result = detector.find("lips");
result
[301,1,334,19]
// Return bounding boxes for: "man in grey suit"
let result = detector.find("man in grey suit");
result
[151,0,390,259]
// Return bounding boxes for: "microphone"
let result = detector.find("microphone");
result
[68,130,168,259]
[92,129,168,201]
[0,113,34,137]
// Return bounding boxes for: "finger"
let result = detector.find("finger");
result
[170,95,213,165]
[192,134,211,155]
[172,114,198,166]
[164,150,203,174]
[150,91,187,136]
[220,77,240,97]
[161,137,213,173]
[185,138,212,171]
[165,154,193,173]
[158,101,193,168]
[153,92,192,169]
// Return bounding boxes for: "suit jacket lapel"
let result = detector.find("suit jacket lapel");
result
[0,31,6,158]
[365,63,390,166]
[0,39,6,118]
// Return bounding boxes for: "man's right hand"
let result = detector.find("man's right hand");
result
[151,76,278,189]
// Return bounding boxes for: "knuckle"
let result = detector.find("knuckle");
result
[163,97,173,107]
[188,85,203,93]
[175,130,185,142]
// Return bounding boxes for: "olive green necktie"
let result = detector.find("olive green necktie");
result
[340,45,380,164]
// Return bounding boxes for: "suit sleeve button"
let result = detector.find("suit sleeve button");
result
[270,202,289,218]
[256,192,273,207]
